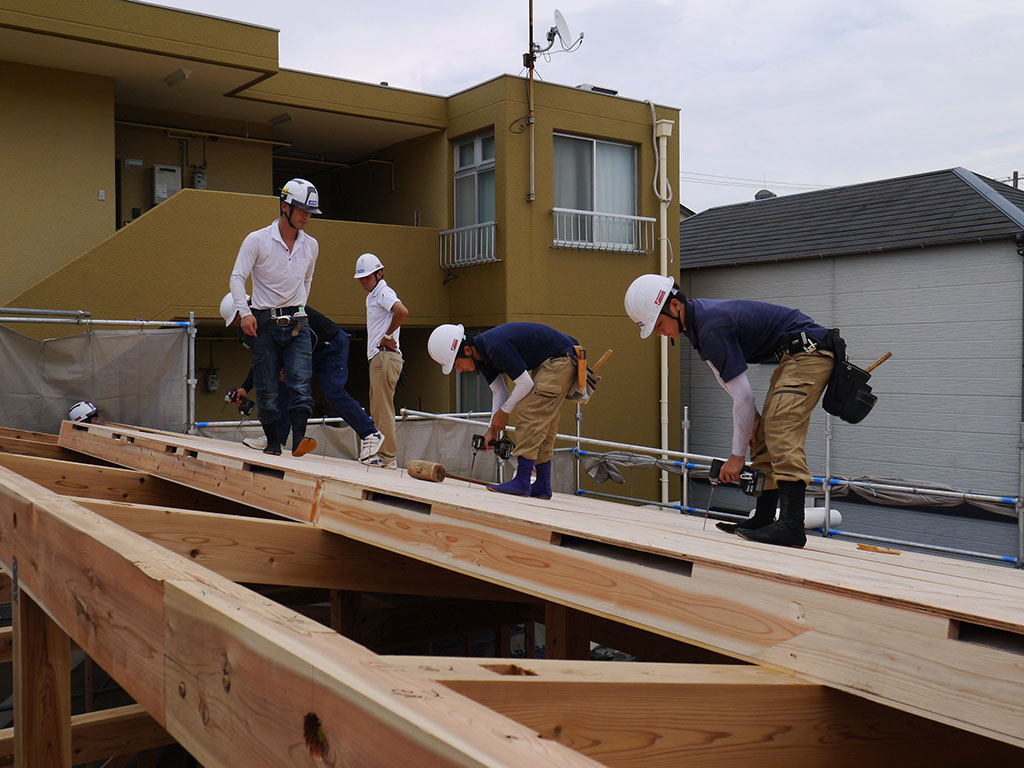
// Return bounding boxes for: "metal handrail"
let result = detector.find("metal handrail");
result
[551,207,656,254]
[439,220,499,269]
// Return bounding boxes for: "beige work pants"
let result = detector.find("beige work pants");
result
[369,350,403,461]
[750,349,834,488]
[511,356,577,463]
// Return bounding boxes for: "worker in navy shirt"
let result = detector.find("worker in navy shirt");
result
[427,322,579,499]
[625,274,834,547]
[220,296,384,465]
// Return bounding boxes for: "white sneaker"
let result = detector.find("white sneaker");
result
[383,459,398,470]
[359,431,383,464]
[362,454,396,469]
[243,435,267,451]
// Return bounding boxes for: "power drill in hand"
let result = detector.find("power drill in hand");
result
[709,458,766,497]
[225,387,256,417]
[471,433,515,461]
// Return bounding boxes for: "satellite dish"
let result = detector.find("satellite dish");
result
[554,9,572,45]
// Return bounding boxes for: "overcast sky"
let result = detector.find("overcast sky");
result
[153,0,1024,212]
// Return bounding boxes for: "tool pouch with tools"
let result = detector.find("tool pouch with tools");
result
[565,368,601,404]
[821,329,877,424]
[565,345,600,404]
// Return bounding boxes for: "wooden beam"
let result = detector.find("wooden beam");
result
[382,658,1024,768]
[58,423,1024,749]
[0,427,58,444]
[13,589,71,768]
[75,498,534,601]
[544,604,591,661]
[0,704,172,766]
[0,436,109,464]
[0,464,602,768]
[0,454,257,515]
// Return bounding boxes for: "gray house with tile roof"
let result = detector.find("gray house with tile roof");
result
[678,168,1024,501]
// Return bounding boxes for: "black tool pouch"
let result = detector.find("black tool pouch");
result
[821,329,877,424]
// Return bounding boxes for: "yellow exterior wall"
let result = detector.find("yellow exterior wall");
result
[115,123,272,226]
[0,61,115,304]
[335,130,448,229]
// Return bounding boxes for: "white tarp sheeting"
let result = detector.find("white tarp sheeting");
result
[0,324,188,433]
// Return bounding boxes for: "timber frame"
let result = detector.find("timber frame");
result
[0,421,1021,766]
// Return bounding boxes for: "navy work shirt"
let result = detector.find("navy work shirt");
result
[682,299,826,381]
[473,322,578,384]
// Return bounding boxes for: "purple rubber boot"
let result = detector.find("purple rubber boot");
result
[530,460,552,499]
[488,456,535,497]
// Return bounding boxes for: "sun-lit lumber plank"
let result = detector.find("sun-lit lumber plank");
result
[0,465,602,768]
[381,658,1024,768]
[0,426,59,443]
[60,422,319,522]
[162,577,601,768]
[0,704,172,765]
[75,498,534,602]
[0,453,252,514]
[0,435,111,464]
[57,423,1024,748]
[13,589,71,768]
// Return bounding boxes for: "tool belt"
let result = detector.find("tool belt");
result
[253,305,305,326]
[821,329,876,424]
[774,331,819,361]
[565,345,600,404]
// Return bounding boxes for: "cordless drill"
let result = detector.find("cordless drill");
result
[225,387,256,417]
[709,458,766,497]
[471,433,515,461]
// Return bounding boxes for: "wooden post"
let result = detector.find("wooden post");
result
[544,604,590,660]
[331,590,363,644]
[13,584,71,768]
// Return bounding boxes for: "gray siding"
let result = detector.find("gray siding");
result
[682,240,1023,496]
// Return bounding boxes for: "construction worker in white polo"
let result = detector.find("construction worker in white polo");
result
[427,322,579,499]
[354,253,408,469]
[228,178,320,458]
[625,274,834,548]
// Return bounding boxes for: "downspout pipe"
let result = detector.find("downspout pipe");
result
[655,117,674,504]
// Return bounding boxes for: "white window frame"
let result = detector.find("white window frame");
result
[453,131,495,228]
[552,132,641,251]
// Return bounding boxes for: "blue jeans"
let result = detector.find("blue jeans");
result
[266,330,375,443]
[314,330,376,438]
[251,313,313,442]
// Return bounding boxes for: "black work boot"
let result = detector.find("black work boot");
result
[261,421,282,456]
[738,480,807,547]
[291,413,317,458]
[716,488,779,535]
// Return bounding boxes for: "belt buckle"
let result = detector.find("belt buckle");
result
[273,313,292,327]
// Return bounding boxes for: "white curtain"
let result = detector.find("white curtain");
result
[553,135,593,210]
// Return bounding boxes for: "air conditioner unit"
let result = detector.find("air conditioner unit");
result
[153,164,182,204]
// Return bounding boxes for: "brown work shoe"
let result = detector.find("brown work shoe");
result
[292,437,317,457]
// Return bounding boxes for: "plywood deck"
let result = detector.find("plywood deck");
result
[58,422,1024,749]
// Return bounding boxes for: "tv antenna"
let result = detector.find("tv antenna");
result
[524,6,585,202]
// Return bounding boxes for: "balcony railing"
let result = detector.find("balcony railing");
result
[551,208,656,254]
[439,220,499,269]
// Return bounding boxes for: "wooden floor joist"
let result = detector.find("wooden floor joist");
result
[381,657,1024,768]
[0,462,603,768]
[55,422,1024,752]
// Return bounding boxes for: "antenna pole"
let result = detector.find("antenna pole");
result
[527,0,536,202]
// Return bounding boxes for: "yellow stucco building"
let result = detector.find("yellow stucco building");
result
[1,0,680,498]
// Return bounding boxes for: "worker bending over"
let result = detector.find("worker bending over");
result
[228,178,319,457]
[625,274,834,547]
[428,322,579,499]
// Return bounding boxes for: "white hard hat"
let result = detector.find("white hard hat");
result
[427,324,466,375]
[219,292,249,327]
[68,400,99,423]
[280,178,321,214]
[624,274,676,339]
[353,253,384,278]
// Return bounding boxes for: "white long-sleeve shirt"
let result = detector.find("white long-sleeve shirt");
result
[707,361,757,457]
[229,220,318,317]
